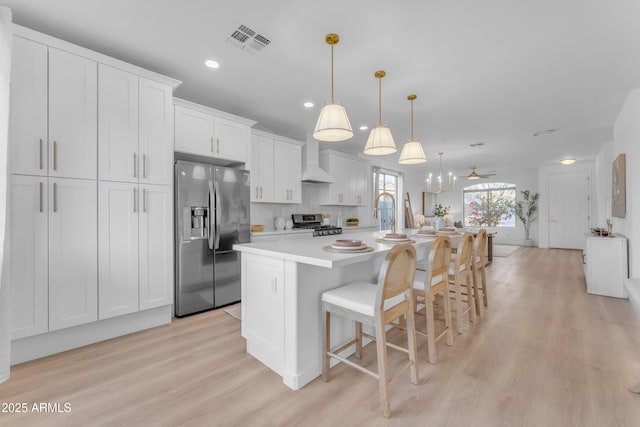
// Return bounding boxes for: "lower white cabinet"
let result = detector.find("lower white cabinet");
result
[583,235,628,298]
[10,175,48,339]
[99,182,173,319]
[48,178,98,331]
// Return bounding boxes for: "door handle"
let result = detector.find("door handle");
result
[210,137,214,152]
[53,141,57,171]
[39,182,43,212]
[216,138,220,154]
[260,187,263,199]
[134,187,137,213]
[133,153,137,178]
[39,139,43,170]
[143,188,147,213]
[53,182,57,212]
[255,186,259,199]
[143,154,147,178]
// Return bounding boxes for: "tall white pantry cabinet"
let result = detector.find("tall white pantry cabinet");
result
[9,25,181,361]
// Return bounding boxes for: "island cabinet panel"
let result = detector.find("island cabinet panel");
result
[241,253,285,373]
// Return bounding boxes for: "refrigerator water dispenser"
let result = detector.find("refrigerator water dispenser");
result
[183,206,209,240]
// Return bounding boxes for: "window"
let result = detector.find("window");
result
[373,167,402,231]
[463,182,516,227]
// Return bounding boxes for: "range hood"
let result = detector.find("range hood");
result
[302,137,335,183]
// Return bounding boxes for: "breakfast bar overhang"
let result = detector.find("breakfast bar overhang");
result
[233,230,460,390]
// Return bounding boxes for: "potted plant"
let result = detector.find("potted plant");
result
[514,190,540,246]
[433,204,450,230]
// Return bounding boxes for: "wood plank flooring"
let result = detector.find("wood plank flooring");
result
[1,247,639,426]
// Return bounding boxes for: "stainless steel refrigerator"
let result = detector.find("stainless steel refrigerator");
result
[174,160,250,317]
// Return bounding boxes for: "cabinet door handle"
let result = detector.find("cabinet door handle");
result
[39,182,43,213]
[53,182,57,213]
[210,137,214,152]
[53,141,58,171]
[255,186,259,199]
[133,188,137,213]
[260,187,263,199]
[143,154,147,178]
[143,188,147,213]
[133,153,137,178]
[39,139,43,170]
[216,138,220,153]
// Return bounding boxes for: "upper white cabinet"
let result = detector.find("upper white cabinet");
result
[174,99,256,163]
[318,151,370,206]
[48,48,98,180]
[10,37,48,176]
[138,78,174,185]
[99,66,174,185]
[10,39,98,179]
[250,130,302,204]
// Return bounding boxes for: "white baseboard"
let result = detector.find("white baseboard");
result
[11,305,172,365]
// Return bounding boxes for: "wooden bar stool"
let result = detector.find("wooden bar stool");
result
[321,243,419,418]
[472,229,488,316]
[448,232,476,333]
[412,235,454,364]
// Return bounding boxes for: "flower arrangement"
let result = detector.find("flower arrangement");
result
[433,203,450,217]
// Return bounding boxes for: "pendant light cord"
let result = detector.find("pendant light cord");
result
[378,76,382,125]
[410,99,414,140]
[330,44,334,103]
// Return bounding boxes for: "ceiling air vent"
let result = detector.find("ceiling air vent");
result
[227,25,271,53]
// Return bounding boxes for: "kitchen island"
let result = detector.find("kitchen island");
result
[233,230,460,390]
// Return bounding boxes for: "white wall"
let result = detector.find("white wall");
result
[594,142,613,227]
[612,89,640,277]
[404,165,539,245]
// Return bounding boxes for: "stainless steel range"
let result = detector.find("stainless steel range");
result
[291,214,342,237]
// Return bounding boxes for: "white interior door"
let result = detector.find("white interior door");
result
[548,171,590,249]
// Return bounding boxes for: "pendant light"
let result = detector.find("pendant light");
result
[426,152,456,193]
[313,33,353,142]
[398,94,426,164]
[364,70,396,155]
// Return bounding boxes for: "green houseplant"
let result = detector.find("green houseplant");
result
[514,190,540,246]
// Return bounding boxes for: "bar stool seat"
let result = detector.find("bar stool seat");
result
[322,243,419,418]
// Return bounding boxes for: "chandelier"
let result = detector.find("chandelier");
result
[426,152,456,193]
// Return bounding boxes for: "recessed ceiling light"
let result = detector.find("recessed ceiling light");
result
[303,102,314,108]
[359,125,368,131]
[205,59,220,69]
[560,158,576,165]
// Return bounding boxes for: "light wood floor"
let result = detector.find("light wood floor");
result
[1,247,639,426]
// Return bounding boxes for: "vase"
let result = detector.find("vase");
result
[435,217,446,231]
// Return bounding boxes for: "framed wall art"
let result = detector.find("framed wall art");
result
[612,153,626,218]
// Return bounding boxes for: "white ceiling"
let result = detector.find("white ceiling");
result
[5,0,640,174]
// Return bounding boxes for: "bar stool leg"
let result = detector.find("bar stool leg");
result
[323,310,331,381]
[375,317,391,418]
[355,322,363,359]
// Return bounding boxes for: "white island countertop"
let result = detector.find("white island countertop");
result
[233,229,448,269]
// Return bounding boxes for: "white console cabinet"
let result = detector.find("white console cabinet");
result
[583,235,628,298]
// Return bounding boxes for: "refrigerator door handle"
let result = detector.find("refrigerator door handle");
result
[208,181,215,250]
[214,181,221,250]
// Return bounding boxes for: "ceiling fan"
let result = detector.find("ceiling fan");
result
[465,166,496,180]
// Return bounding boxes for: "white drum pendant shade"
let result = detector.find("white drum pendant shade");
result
[364,125,396,155]
[313,103,353,142]
[399,140,426,164]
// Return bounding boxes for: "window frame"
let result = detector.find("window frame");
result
[462,182,517,228]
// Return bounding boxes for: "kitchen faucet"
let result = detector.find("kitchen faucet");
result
[373,192,396,234]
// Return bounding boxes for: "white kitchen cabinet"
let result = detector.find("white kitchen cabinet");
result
[251,136,275,202]
[250,130,303,204]
[48,178,98,331]
[99,67,173,185]
[48,48,98,180]
[583,235,628,298]
[139,78,174,185]
[174,100,254,163]
[319,151,369,206]
[98,182,139,319]
[99,182,173,317]
[139,184,173,310]
[242,253,285,371]
[10,175,48,339]
[273,141,301,203]
[10,36,48,176]
[98,64,139,183]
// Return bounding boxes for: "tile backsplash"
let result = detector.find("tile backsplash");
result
[250,183,374,231]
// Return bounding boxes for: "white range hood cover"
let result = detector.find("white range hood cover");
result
[302,137,335,183]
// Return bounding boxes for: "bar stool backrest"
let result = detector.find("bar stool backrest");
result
[376,243,417,315]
